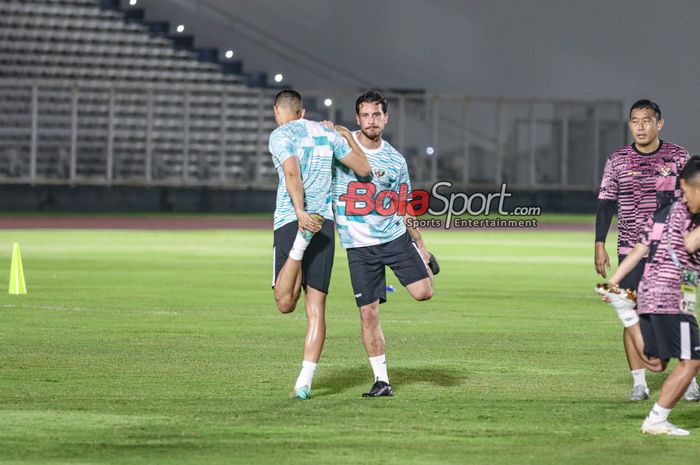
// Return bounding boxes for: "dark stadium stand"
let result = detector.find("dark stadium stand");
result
[0,0,278,187]
[0,0,624,213]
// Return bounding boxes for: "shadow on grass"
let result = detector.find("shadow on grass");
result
[315,366,465,397]
[622,408,700,428]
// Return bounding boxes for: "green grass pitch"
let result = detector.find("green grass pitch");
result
[1,226,700,464]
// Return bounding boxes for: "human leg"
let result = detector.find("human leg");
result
[642,360,700,436]
[640,315,700,435]
[358,302,392,397]
[288,220,334,399]
[291,286,328,399]
[596,285,667,374]
[625,321,667,373]
[274,255,303,314]
[273,216,324,314]
[616,255,648,398]
[359,300,385,360]
[386,233,432,301]
[656,360,700,408]
[301,286,327,363]
[346,247,394,397]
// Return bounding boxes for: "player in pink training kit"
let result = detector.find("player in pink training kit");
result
[600,156,700,435]
[595,99,698,401]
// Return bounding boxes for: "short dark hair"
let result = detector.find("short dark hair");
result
[629,99,661,120]
[355,90,387,114]
[680,156,700,183]
[274,89,303,112]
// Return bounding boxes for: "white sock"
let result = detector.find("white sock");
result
[646,402,671,423]
[369,354,389,383]
[289,231,311,261]
[631,368,647,387]
[294,360,316,390]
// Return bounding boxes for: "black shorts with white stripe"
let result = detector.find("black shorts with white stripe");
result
[640,313,700,361]
[346,232,429,307]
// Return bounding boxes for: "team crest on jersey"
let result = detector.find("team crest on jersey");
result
[657,165,673,176]
[374,168,385,178]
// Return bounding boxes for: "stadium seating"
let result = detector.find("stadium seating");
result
[0,0,278,185]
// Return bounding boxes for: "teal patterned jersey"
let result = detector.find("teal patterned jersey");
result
[332,132,410,248]
[269,118,351,230]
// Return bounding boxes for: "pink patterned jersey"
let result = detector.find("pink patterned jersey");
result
[598,141,689,255]
[637,201,700,315]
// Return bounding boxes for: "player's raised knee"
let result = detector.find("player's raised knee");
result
[647,360,667,373]
[415,287,433,301]
[275,295,297,314]
[410,282,433,301]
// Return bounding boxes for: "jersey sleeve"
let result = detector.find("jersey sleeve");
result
[398,160,412,200]
[268,129,297,168]
[595,199,616,243]
[598,156,618,201]
[331,130,352,160]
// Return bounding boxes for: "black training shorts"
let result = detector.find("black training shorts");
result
[346,232,429,307]
[272,219,335,294]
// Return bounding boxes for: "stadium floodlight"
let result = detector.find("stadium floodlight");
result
[274,74,284,83]
[176,24,185,33]
[129,0,137,5]
[426,146,434,156]
[225,50,234,59]
[324,98,333,107]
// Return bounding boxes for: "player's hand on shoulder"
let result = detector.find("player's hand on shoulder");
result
[320,120,353,140]
[335,124,352,141]
[319,120,335,131]
[334,125,351,138]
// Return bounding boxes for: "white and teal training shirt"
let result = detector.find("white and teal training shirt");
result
[332,132,411,248]
[269,118,351,230]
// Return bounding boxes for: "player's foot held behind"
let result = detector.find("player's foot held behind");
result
[594,283,639,327]
[428,252,440,276]
[300,213,325,242]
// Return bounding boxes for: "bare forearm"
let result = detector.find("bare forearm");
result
[406,219,424,247]
[346,139,371,177]
[609,243,648,285]
[335,126,371,177]
[284,170,305,214]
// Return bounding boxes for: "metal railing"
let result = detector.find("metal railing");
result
[0,79,278,187]
[302,91,625,190]
[0,80,625,190]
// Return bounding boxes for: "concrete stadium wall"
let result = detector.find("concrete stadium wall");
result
[0,185,276,213]
[0,185,596,213]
